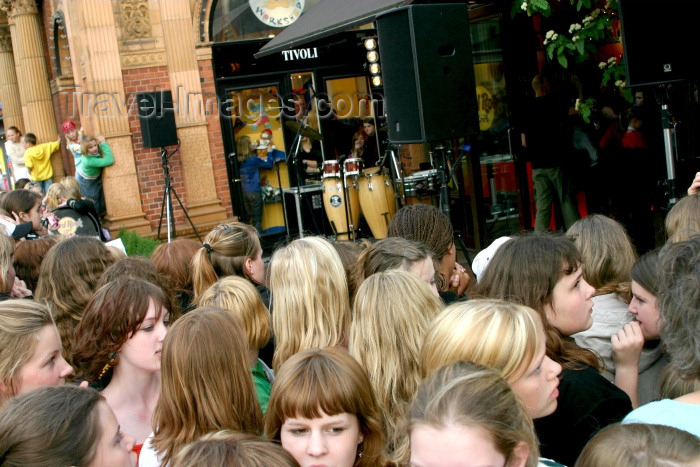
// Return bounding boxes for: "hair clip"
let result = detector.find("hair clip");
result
[203,242,213,253]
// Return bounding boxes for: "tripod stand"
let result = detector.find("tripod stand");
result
[157,146,202,243]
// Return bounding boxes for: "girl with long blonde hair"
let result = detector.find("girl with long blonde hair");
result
[269,236,350,371]
[349,269,443,465]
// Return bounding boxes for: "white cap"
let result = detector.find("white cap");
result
[471,236,512,283]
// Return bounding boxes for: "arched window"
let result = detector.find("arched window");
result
[210,0,320,42]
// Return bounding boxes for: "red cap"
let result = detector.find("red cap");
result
[62,120,77,132]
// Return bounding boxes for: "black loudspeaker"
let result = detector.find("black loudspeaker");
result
[376,4,478,143]
[283,185,332,236]
[137,91,179,148]
[618,0,695,87]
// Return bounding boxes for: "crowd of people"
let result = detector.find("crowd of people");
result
[0,168,698,466]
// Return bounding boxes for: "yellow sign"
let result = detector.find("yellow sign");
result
[476,85,494,131]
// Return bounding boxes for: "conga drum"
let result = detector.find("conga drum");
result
[357,167,396,239]
[322,175,360,241]
[322,160,341,179]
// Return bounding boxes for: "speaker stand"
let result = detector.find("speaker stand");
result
[660,102,677,207]
[157,146,202,243]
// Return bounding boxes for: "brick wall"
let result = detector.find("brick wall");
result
[199,57,234,218]
[123,66,189,228]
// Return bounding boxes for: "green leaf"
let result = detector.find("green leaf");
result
[557,54,568,68]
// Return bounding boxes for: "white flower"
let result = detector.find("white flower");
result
[582,16,593,24]
[607,57,617,64]
[521,1,528,11]
[545,30,555,39]
[572,35,580,42]
[552,33,559,41]
[569,23,582,33]
[615,80,626,88]
[599,61,607,69]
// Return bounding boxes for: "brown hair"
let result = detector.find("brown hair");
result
[72,278,171,382]
[192,222,262,300]
[475,233,601,370]
[171,431,299,467]
[96,255,179,317]
[151,238,200,295]
[0,386,105,466]
[34,236,115,365]
[264,347,384,467]
[152,306,263,465]
[12,236,60,292]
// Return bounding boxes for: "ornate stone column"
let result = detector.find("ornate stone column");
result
[159,0,227,224]
[0,12,24,132]
[64,0,151,233]
[0,0,64,179]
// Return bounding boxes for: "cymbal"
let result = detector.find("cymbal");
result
[285,121,323,141]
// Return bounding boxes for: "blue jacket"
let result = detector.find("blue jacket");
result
[240,151,278,192]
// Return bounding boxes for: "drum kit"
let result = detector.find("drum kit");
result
[283,120,441,240]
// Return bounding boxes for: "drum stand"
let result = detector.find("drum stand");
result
[342,162,358,241]
[383,145,404,209]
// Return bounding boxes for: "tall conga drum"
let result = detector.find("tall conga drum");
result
[357,167,396,239]
[322,161,360,240]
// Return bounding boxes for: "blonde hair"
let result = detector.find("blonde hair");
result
[0,300,56,405]
[59,176,82,199]
[0,232,14,293]
[566,214,636,300]
[79,135,104,157]
[236,135,254,162]
[45,182,82,211]
[575,423,700,467]
[171,431,299,467]
[151,306,262,465]
[421,299,544,383]
[409,361,539,467]
[197,276,271,350]
[264,347,384,467]
[44,183,64,211]
[349,269,443,465]
[665,193,700,244]
[269,236,350,371]
[192,222,262,300]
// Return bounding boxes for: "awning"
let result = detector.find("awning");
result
[254,0,414,59]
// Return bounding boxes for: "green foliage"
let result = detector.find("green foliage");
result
[513,0,633,121]
[117,228,161,258]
